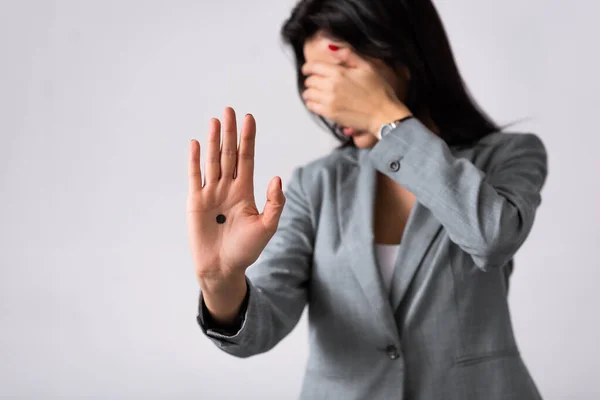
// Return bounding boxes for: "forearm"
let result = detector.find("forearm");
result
[369,118,547,269]
[197,274,307,358]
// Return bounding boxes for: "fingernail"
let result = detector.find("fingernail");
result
[328,44,340,51]
[279,178,282,190]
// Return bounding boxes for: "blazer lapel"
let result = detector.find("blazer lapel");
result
[337,150,399,339]
[388,202,443,314]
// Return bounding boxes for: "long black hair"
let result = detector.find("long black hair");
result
[281,0,500,147]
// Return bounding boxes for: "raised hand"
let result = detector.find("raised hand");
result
[187,107,286,292]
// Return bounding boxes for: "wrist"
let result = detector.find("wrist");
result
[198,270,246,295]
[200,274,248,324]
[371,101,412,139]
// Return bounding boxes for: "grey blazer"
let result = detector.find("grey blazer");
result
[197,118,548,400]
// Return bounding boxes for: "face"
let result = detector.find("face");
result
[303,30,409,148]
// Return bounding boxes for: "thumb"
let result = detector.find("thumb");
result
[261,176,286,234]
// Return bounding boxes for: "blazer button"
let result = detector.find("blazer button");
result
[386,345,400,360]
[388,160,400,172]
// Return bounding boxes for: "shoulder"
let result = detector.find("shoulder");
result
[290,145,358,188]
[284,145,358,213]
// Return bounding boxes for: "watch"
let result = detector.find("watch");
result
[378,115,414,139]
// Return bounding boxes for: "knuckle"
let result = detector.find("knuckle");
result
[238,152,254,161]
[221,148,236,157]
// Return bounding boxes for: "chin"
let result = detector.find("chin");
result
[351,132,379,149]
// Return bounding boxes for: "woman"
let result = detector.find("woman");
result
[187,0,547,399]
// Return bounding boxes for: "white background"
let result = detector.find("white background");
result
[1,0,598,398]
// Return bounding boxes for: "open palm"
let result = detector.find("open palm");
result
[187,107,285,285]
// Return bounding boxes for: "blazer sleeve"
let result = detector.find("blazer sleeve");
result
[369,118,548,270]
[196,167,314,357]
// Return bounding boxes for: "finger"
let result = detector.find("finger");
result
[304,75,330,91]
[221,107,237,180]
[301,61,343,78]
[301,88,326,104]
[236,113,256,183]
[188,139,202,192]
[261,176,286,235]
[305,101,327,118]
[204,118,221,185]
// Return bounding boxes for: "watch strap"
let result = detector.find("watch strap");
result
[380,115,414,138]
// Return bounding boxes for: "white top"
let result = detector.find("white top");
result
[375,244,400,293]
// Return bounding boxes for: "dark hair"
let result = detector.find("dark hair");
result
[281,0,500,147]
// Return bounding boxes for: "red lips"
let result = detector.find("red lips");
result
[342,127,357,136]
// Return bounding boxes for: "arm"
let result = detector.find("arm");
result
[369,117,548,270]
[197,167,314,356]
